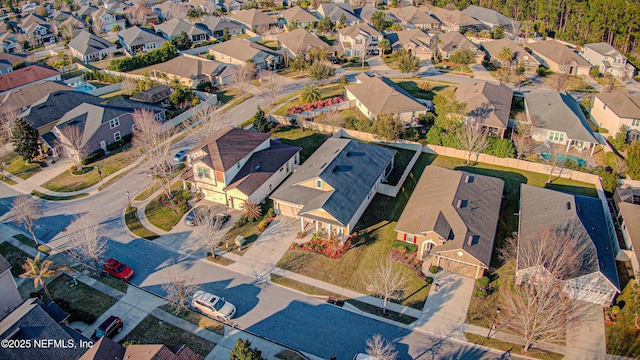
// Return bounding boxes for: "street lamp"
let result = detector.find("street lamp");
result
[96,165,105,188]
[126,190,134,217]
[487,307,501,338]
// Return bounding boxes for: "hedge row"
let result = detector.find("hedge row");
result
[108,42,178,72]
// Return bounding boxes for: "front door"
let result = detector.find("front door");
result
[421,241,435,257]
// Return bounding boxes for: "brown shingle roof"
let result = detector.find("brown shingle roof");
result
[0,65,59,93]
[454,81,513,130]
[481,38,539,66]
[188,126,270,171]
[389,6,440,25]
[229,8,275,28]
[0,80,70,112]
[281,6,318,24]
[526,39,590,67]
[277,28,329,56]
[345,74,427,117]
[595,88,640,119]
[619,202,640,268]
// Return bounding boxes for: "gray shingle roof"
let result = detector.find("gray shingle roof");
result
[435,31,480,53]
[345,73,427,117]
[526,39,590,67]
[317,3,359,24]
[130,85,173,103]
[395,166,504,267]
[0,80,70,112]
[155,18,208,38]
[519,184,620,291]
[462,5,511,28]
[195,15,242,34]
[69,30,116,56]
[0,254,10,275]
[118,26,165,47]
[619,202,640,268]
[454,81,513,130]
[229,8,276,28]
[22,90,104,130]
[595,88,640,119]
[524,91,598,143]
[277,28,329,56]
[585,42,622,57]
[429,7,485,29]
[271,138,395,227]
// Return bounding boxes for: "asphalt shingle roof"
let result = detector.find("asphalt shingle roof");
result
[462,5,511,28]
[389,6,440,25]
[22,90,104,130]
[454,81,513,130]
[229,8,276,28]
[0,80,70,112]
[118,26,165,47]
[0,254,10,275]
[69,30,116,56]
[0,65,59,93]
[435,31,479,53]
[345,74,427,117]
[209,38,279,62]
[481,38,539,66]
[526,39,590,67]
[595,88,640,119]
[155,18,208,38]
[277,28,329,56]
[282,6,319,24]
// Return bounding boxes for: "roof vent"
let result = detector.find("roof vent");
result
[345,151,350,157]
[467,235,478,245]
[456,199,467,208]
[254,165,260,170]
[465,175,474,183]
[577,203,582,213]
[566,202,571,210]
[331,164,338,172]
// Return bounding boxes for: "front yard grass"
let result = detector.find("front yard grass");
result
[145,181,189,232]
[269,126,327,163]
[391,79,450,101]
[273,84,344,116]
[383,146,417,186]
[125,206,160,240]
[464,332,564,360]
[96,275,128,293]
[0,242,31,277]
[270,273,344,298]
[2,152,41,180]
[31,190,88,201]
[120,315,216,357]
[42,145,135,192]
[158,305,225,335]
[45,273,118,324]
[605,279,640,357]
[347,299,418,325]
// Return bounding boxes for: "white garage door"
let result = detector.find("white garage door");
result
[277,202,301,218]
[202,189,226,205]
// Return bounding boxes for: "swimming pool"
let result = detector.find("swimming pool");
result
[540,152,586,166]
[72,83,97,92]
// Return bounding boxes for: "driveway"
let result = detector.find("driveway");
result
[228,216,299,281]
[565,302,607,359]
[469,64,498,83]
[414,271,475,341]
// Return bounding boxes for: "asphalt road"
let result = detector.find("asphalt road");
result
[0,71,523,360]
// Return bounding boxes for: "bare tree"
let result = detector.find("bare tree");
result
[258,70,285,104]
[512,133,535,159]
[132,109,175,198]
[316,110,344,135]
[187,101,226,141]
[93,17,104,35]
[364,259,409,314]
[121,77,138,96]
[67,215,108,275]
[11,195,43,247]
[611,156,629,176]
[510,20,522,44]
[60,22,76,41]
[161,269,199,314]
[228,64,254,100]
[57,124,87,171]
[456,121,490,164]
[498,226,593,352]
[195,210,226,258]
[0,106,20,142]
[366,334,398,360]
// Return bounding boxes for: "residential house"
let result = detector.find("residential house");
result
[123,4,159,25]
[155,18,208,44]
[20,2,37,14]
[76,5,98,18]
[195,15,243,38]
[389,6,440,31]
[183,126,301,209]
[0,52,27,74]
[0,65,61,95]
[517,184,620,306]
[395,166,504,278]
[0,298,89,359]
[429,7,486,32]
[0,80,70,113]
[462,5,511,31]
[91,8,126,33]
[434,31,484,63]
[80,337,204,360]
[272,138,395,239]
[58,16,89,37]
[130,85,173,105]
[152,2,190,20]
[103,0,130,14]
[316,3,359,26]
[338,22,382,58]
[346,73,427,123]
[526,40,591,76]
[591,89,640,142]
[454,81,513,137]
[276,28,330,59]
[188,0,220,14]
[209,38,282,69]
[49,10,72,24]
[146,54,233,87]
[19,14,55,45]
[281,6,319,28]
[386,28,434,60]
[356,6,398,27]
[0,32,21,53]
[481,37,539,70]
[221,0,243,12]
[68,30,117,63]
[117,26,167,54]
[228,9,277,33]
[582,42,636,79]
[524,91,599,154]
[0,254,22,319]
[613,187,640,274]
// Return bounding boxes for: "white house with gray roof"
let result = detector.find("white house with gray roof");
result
[117,26,167,54]
[68,30,117,63]
[462,5,511,31]
[395,166,504,279]
[524,91,600,155]
[155,18,208,43]
[517,184,620,306]
[271,138,395,240]
[582,42,636,79]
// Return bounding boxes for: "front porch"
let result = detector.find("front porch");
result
[299,217,346,240]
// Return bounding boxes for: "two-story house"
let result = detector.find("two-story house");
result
[117,26,167,55]
[91,8,126,33]
[123,4,159,25]
[389,6,440,31]
[582,42,636,79]
[19,14,55,45]
[183,126,301,209]
[591,88,640,142]
[208,38,282,70]
[155,18,208,44]
[316,3,359,26]
[387,28,434,60]
[338,23,382,58]
[435,31,484,63]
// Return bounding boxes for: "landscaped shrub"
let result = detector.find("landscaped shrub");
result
[425,276,434,286]
[391,240,418,252]
[267,208,275,218]
[311,231,325,240]
[257,219,269,232]
[473,288,487,299]
[285,97,343,115]
[296,231,307,238]
[71,166,92,175]
[290,238,353,259]
[484,137,515,158]
[426,126,445,145]
[108,42,178,72]
[180,190,192,201]
[429,265,439,274]
[475,276,490,288]
[233,214,248,229]
[610,305,621,314]
[82,149,105,165]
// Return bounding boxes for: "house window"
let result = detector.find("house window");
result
[355,39,362,45]
[632,119,640,127]
[549,131,565,142]
[286,162,289,172]
[109,118,120,128]
[113,131,121,141]
[315,179,323,188]
[197,167,211,179]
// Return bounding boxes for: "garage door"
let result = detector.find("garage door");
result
[438,258,481,279]
[277,202,301,218]
[202,189,226,205]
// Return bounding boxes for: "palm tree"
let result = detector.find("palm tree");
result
[300,83,321,103]
[497,46,514,68]
[20,254,72,301]
[241,200,262,221]
[377,38,390,58]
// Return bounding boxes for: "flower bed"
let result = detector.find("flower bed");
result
[388,248,425,280]
[290,238,352,259]
[286,96,344,115]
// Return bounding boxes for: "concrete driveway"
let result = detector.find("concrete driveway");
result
[565,302,606,359]
[469,64,499,83]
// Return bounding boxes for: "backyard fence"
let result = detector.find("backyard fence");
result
[88,82,122,96]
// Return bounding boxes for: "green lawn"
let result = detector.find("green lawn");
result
[120,315,216,357]
[605,279,640,357]
[99,89,127,101]
[256,40,279,50]
[274,84,344,116]
[383,146,417,186]
[46,274,118,324]
[215,88,240,105]
[145,182,189,232]
[465,332,564,360]
[97,275,128,293]
[2,152,41,180]
[269,127,327,163]
[0,242,31,277]
[42,145,135,192]
[31,190,88,201]
[125,206,160,240]
[158,305,225,335]
[391,79,450,101]
[270,273,344,298]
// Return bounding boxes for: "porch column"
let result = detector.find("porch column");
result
[591,142,596,156]
[566,140,571,152]
[300,217,304,232]
[315,221,318,232]
[475,266,481,279]
[436,256,441,267]
[328,223,332,234]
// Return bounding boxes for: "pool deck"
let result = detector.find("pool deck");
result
[535,143,599,168]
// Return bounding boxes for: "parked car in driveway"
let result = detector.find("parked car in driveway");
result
[173,148,190,162]
[192,290,236,321]
[103,258,134,281]
[90,315,123,341]
[214,212,230,226]
[184,205,209,226]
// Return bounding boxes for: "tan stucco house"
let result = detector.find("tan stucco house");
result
[591,88,640,142]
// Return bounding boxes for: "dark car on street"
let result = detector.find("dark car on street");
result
[103,258,134,281]
[173,149,190,162]
[90,315,123,341]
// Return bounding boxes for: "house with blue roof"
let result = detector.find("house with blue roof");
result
[271,138,396,240]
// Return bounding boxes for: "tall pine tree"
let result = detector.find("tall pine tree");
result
[253,106,269,133]
[12,118,39,162]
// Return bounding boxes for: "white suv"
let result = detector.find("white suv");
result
[192,290,236,321]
